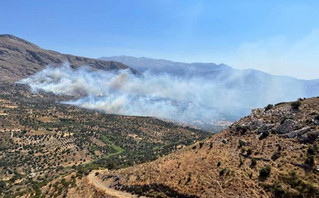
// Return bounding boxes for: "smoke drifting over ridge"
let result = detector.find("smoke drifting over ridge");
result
[19,64,316,129]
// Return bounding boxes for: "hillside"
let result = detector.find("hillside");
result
[0,82,210,197]
[76,98,319,198]
[0,41,210,198]
[0,35,137,82]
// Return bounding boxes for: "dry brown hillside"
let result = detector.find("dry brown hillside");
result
[84,98,319,198]
[0,34,137,82]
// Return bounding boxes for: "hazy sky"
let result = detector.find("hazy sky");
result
[1,0,319,79]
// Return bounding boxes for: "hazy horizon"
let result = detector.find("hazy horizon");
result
[2,0,319,79]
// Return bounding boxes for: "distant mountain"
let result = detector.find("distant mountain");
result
[101,55,319,108]
[100,55,232,76]
[0,35,137,82]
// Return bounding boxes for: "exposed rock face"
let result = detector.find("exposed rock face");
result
[232,99,319,143]
[276,119,296,134]
[299,130,319,143]
[257,124,274,134]
[0,34,138,82]
[280,126,311,138]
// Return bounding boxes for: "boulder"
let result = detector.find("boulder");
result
[306,130,319,143]
[257,124,274,134]
[298,130,319,143]
[296,126,311,136]
[276,119,295,134]
[280,126,311,138]
[250,119,264,130]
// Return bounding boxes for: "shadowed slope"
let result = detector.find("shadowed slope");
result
[0,34,137,82]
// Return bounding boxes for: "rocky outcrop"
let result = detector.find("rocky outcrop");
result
[231,98,319,143]
[276,119,296,134]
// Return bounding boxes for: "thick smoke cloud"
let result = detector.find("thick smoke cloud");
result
[19,64,311,129]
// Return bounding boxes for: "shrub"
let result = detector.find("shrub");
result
[271,151,281,161]
[307,146,316,155]
[250,158,257,168]
[259,131,270,140]
[238,140,247,148]
[239,158,244,167]
[305,155,315,166]
[0,180,6,193]
[273,183,285,197]
[291,101,301,110]
[246,148,252,156]
[259,165,271,179]
[236,125,249,135]
[265,104,273,111]
[219,168,228,176]
[284,171,316,196]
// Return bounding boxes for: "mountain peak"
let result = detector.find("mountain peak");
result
[0,34,136,82]
[0,34,40,49]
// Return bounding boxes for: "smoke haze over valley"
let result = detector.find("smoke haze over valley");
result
[20,59,319,130]
[2,1,319,197]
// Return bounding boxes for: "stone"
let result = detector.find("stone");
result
[281,126,312,138]
[296,126,311,136]
[298,130,319,143]
[257,124,274,134]
[250,119,264,130]
[276,119,295,134]
[239,139,248,146]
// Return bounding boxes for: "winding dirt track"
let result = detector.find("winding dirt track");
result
[88,170,141,198]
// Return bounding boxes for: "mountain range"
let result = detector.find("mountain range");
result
[0,35,137,83]
[101,56,319,119]
[0,35,318,198]
[101,55,319,98]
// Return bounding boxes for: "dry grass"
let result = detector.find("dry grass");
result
[94,98,319,198]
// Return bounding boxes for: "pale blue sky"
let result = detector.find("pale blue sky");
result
[1,0,319,79]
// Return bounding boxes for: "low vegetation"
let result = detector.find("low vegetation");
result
[0,83,210,197]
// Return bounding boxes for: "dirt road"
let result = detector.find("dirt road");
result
[88,170,141,198]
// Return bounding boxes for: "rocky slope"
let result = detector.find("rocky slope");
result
[0,35,137,82]
[87,98,319,198]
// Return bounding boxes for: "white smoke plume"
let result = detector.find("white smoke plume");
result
[19,64,315,129]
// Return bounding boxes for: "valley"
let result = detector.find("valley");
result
[0,82,209,197]
[0,34,318,198]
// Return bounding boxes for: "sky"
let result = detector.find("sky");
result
[1,0,319,79]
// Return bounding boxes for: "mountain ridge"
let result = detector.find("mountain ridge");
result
[0,34,138,82]
[100,55,315,81]
[100,55,319,122]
